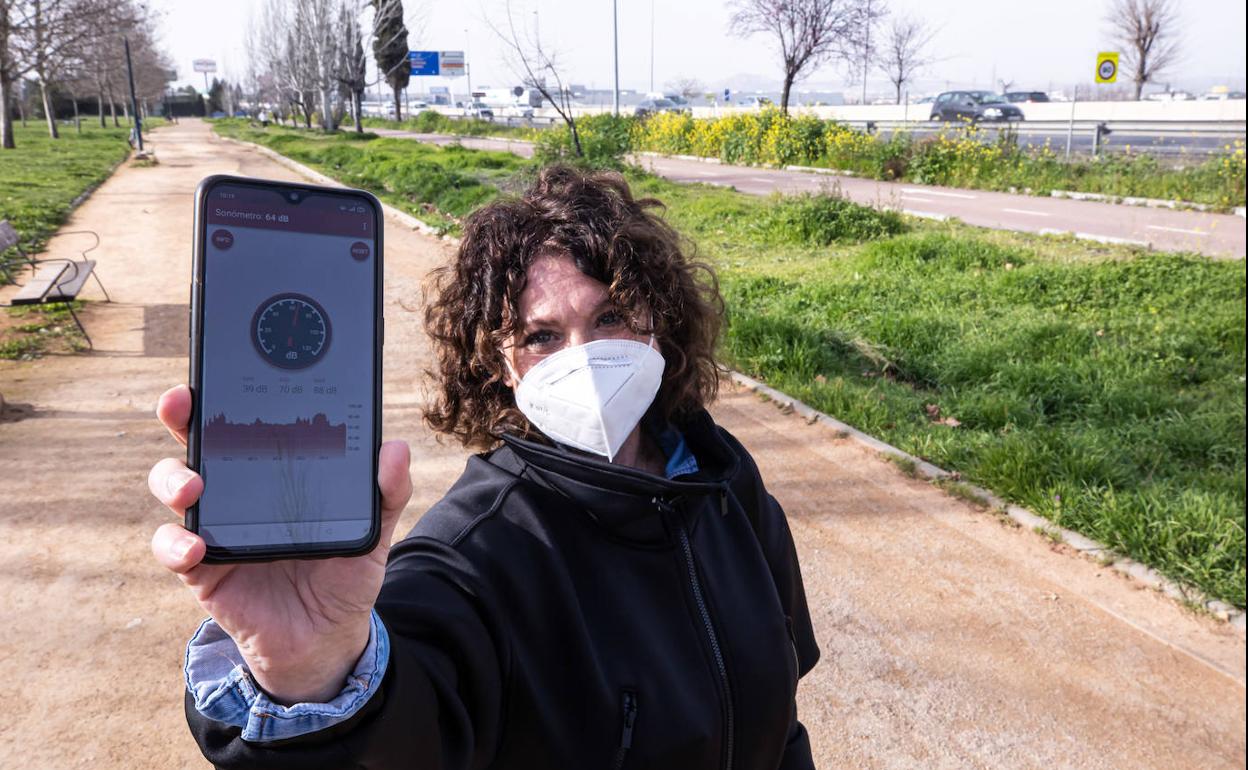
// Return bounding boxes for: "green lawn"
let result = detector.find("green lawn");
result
[0,121,142,283]
[1,120,157,358]
[213,119,532,234]
[212,120,1247,608]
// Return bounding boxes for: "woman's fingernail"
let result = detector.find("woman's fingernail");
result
[173,536,196,560]
[165,469,195,498]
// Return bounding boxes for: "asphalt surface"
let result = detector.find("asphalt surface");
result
[1,119,1243,769]
[373,128,1247,259]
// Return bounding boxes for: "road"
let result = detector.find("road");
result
[1,120,1244,769]
[372,128,1247,259]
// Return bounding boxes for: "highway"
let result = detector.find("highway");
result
[371,128,1247,259]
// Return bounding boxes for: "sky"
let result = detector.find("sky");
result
[153,0,1247,98]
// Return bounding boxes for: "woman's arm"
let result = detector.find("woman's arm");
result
[183,536,507,769]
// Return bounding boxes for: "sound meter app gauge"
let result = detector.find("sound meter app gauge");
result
[251,293,331,369]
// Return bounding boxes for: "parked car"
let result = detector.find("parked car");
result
[1004,91,1049,103]
[930,91,1024,122]
[463,101,494,119]
[634,98,685,117]
[736,95,772,109]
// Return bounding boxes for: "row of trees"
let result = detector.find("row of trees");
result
[0,0,174,149]
[243,0,417,133]
[729,0,1184,112]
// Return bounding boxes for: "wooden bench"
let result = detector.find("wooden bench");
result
[1,220,111,348]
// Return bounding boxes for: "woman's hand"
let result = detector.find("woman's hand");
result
[148,385,412,704]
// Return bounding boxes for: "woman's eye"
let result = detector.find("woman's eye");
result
[597,311,624,327]
[523,330,554,347]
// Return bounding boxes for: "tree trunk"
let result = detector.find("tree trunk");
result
[352,90,362,133]
[17,92,26,126]
[1133,78,1143,100]
[0,68,14,149]
[567,117,583,157]
[70,89,80,132]
[895,81,902,105]
[97,82,106,127]
[780,72,795,115]
[392,84,402,122]
[109,92,118,126]
[39,79,59,138]
[318,87,333,131]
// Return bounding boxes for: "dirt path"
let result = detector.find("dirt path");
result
[0,119,1243,769]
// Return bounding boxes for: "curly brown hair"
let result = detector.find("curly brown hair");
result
[423,164,725,449]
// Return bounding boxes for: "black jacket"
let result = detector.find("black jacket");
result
[187,409,820,769]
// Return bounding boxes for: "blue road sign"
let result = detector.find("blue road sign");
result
[408,50,440,76]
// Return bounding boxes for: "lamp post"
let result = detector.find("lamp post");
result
[612,0,620,115]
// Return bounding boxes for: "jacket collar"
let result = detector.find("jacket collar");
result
[493,408,739,544]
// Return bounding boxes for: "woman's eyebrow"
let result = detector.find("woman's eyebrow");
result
[521,298,614,331]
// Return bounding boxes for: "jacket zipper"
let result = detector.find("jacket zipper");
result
[672,510,735,770]
[611,690,638,770]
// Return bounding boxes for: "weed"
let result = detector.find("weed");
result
[887,454,920,478]
[934,478,992,509]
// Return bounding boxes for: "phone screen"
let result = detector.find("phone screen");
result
[193,180,379,553]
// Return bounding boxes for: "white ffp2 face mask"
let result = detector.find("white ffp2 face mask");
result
[510,338,666,461]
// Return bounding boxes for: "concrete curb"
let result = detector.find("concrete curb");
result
[219,129,1246,633]
[729,370,1246,633]
[1038,228,1153,249]
[784,164,858,176]
[636,150,722,165]
[1050,188,1220,213]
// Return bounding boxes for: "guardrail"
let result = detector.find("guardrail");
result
[417,112,1244,156]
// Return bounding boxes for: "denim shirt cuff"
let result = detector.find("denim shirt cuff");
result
[183,609,389,743]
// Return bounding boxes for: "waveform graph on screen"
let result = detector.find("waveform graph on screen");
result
[202,413,347,460]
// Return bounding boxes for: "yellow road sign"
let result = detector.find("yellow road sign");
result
[1096,52,1119,84]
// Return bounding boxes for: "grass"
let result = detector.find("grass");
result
[0,302,87,359]
[1,119,158,355]
[208,120,1247,609]
[212,119,531,234]
[360,112,536,139]
[0,121,141,283]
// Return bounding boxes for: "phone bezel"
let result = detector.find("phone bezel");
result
[187,174,384,563]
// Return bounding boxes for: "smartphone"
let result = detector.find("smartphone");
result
[187,175,383,562]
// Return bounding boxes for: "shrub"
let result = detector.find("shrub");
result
[761,192,907,245]
[534,114,636,168]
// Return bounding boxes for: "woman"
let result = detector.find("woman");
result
[149,165,819,769]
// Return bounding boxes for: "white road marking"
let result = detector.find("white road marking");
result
[902,187,976,199]
[902,209,950,222]
[901,195,935,203]
[1002,207,1051,217]
[750,177,775,184]
[1146,225,1208,236]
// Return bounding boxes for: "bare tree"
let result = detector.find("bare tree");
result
[338,0,366,132]
[729,0,879,114]
[1,0,18,147]
[1105,0,1182,100]
[11,0,128,138]
[297,0,341,131]
[2,0,166,147]
[875,14,936,104]
[489,0,582,156]
[665,76,704,101]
